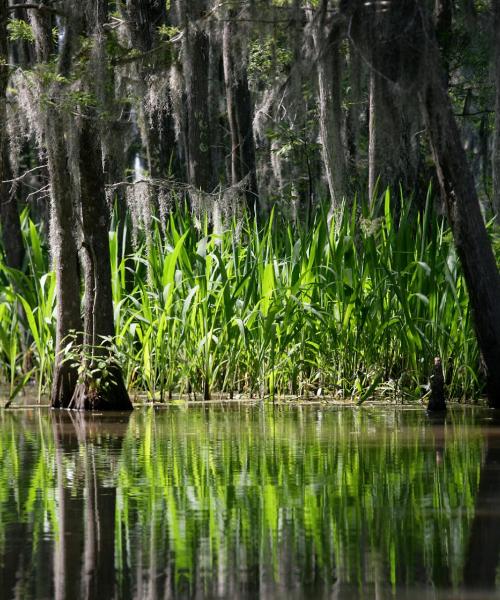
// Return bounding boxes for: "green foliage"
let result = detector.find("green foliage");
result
[248,36,294,87]
[0,193,491,403]
[61,334,120,393]
[7,19,35,43]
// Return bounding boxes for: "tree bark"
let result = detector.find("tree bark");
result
[0,0,24,271]
[47,112,82,408]
[68,118,132,411]
[419,28,500,406]
[492,0,500,217]
[30,4,82,408]
[222,11,258,210]
[181,0,213,191]
[309,2,347,210]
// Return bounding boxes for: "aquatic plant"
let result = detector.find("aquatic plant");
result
[0,192,489,403]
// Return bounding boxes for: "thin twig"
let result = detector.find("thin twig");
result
[2,163,47,184]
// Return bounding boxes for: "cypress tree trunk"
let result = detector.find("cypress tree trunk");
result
[419,27,500,406]
[30,4,82,409]
[309,1,346,210]
[492,0,500,217]
[182,0,213,191]
[68,123,131,410]
[0,0,24,270]
[47,112,82,408]
[222,11,258,209]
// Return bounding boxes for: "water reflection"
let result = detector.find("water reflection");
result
[52,412,131,600]
[463,418,500,589]
[0,407,499,599]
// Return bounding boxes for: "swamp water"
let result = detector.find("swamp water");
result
[0,406,499,599]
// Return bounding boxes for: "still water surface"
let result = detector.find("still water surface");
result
[0,406,499,599]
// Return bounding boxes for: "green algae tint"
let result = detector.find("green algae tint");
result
[0,406,499,599]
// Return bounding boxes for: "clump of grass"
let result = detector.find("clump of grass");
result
[0,191,489,402]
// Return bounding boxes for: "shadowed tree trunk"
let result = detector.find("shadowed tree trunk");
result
[47,113,82,409]
[32,1,132,410]
[0,0,24,270]
[68,0,131,410]
[344,0,500,404]
[493,0,500,217]
[366,5,416,204]
[180,0,213,191]
[68,118,132,410]
[420,35,500,406]
[222,10,258,210]
[29,3,83,408]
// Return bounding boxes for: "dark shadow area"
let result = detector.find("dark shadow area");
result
[463,416,500,589]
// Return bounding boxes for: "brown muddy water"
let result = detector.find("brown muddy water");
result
[0,404,499,599]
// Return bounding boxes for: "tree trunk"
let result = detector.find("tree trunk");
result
[420,36,500,406]
[47,112,82,409]
[30,1,82,408]
[122,0,169,180]
[346,42,362,183]
[309,2,346,210]
[222,11,258,210]
[69,119,132,411]
[182,0,213,191]
[0,0,24,271]
[492,0,500,217]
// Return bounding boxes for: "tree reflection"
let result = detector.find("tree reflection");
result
[463,418,500,590]
[0,408,494,599]
[51,411,131,600]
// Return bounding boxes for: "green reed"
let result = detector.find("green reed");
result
[0,190,490,402]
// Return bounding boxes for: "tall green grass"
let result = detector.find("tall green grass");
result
[0,191,489,402]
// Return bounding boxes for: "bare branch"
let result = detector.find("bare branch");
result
[8,3,65,16]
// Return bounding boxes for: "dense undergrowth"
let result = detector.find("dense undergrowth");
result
[0,191,494,403]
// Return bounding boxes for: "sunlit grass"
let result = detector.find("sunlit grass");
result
[0,190,491,402]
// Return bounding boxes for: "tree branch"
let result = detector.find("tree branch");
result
[7,3,65,17]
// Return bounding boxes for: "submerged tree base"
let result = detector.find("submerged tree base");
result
[67,371,133,411]
[51,363,78,410]
[427,357,446,413]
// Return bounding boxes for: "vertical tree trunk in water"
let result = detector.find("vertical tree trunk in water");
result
[0,0,24,270]
[492,0,500,216]
[31,2,82,408]
[183,0,213,191]
[69,119,132,410]
[48,113,82,408]
[420,45,500,406]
